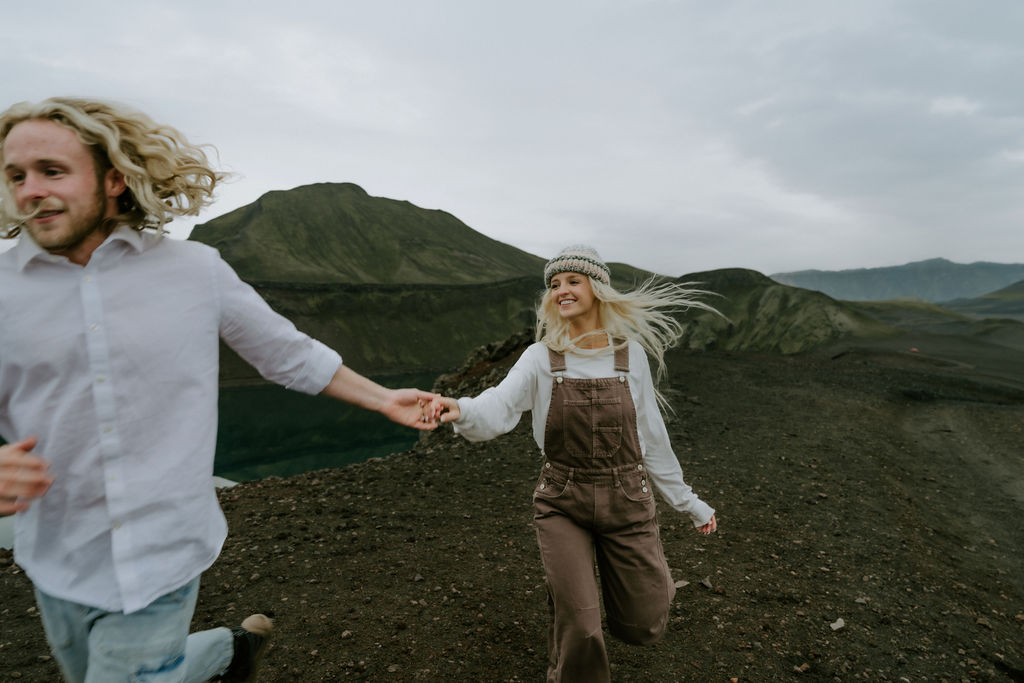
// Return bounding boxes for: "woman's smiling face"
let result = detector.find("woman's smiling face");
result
[549,271,599,331]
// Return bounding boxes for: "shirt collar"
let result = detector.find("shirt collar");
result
[15,225,150,271]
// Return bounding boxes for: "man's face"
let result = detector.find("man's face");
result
[2,118,122,262]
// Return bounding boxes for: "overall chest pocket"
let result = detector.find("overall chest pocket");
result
[563,396,623,459]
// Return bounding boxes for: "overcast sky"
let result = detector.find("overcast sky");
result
[4,1,1023,277]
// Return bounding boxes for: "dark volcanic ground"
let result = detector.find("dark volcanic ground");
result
[2,345,1023,681]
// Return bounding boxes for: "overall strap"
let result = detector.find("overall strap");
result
[547,346,567,373]
[613,339,630,373]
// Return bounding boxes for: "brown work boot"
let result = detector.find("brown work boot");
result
[218,613,273,682]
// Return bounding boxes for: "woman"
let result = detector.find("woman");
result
[430,245,718,682]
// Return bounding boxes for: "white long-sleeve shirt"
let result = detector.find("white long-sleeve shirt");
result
[454,341,714,526]
[0,227,342,613]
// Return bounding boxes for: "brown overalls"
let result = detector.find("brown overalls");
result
[534,345,676,683]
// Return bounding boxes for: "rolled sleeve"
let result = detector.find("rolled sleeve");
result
[214,255,342,394]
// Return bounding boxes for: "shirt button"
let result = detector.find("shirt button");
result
[83,275,92,282]
[90,323,99,331]
[102,425,112,433]
[96,375,106,383]
[112,521,121,530]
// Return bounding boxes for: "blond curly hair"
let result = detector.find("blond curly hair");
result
[0,97,225,237]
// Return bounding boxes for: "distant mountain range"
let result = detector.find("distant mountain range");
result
[771,258,1024,303]
[190,183,1024,381]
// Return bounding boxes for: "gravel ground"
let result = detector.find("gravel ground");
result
[2,346,1023,681]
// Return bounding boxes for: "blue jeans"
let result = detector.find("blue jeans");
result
[35,578,233,683]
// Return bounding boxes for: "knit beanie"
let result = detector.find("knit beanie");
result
[543,244,611,286]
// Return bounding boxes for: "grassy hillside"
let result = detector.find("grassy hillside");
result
[193,183,1024,379]
[676,269,897,354]
[190,183,544,284]
[217,268,922,380]
[218,277,543,380]
[193,183,670,378]
[942,279,1024,321]
[844,297,1024,351]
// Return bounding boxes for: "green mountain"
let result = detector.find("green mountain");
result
[190,182,543,284]
[771,258,1024,303]
[675,269,897,354]
[189,183,1021,382]
[674,269,1024,389]
[190,183,656,379]
[215,276,542,379]
[942,279,1024,321]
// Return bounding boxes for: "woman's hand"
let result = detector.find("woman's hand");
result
[697,514,717,535]
[429,396,461,424]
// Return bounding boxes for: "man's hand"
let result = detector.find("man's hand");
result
[0,437,53,515]
[380,388,442,430]
[320,365,439,431]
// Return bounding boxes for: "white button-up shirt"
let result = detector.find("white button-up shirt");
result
[0,227,341,613]
[453,341,715,526]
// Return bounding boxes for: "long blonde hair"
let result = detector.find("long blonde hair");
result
[537,275,721,387]
[0,97,224,237]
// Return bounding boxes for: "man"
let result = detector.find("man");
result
[0,97,438,682]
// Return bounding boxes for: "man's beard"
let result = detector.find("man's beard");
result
[26,184,110,255]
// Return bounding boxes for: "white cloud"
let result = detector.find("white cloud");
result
[1000,149,1024,164]
[929,96,983,116]
[3,1,1024,275]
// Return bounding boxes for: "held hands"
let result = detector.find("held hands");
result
[423,396,460,425]
[0,437,53,515]
[320,366,441,431]
[382,388,444,430]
